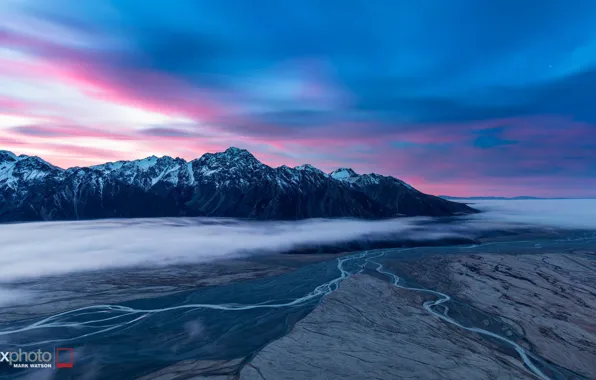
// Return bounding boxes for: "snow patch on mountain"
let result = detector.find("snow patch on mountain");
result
[187,162,196,185]
[0,151,18,162]
[1,153,62,189]
[330,168,357,180]
[294,164,325,175]
[330,167,416,190]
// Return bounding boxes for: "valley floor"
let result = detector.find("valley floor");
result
[3,235,595,380]
[0,253,342,323]
[240,251,596,380]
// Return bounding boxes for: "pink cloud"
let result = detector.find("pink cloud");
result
[0,97,28,113]
[9,124,135,140]
[2,27,595,198]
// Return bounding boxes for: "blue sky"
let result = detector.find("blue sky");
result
[1,0,595,196]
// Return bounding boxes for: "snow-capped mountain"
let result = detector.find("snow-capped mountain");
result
[0,152,62,188]
[0,148,477,222]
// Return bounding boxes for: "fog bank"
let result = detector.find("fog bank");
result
[468,199,596,229]
[0,199,594,282]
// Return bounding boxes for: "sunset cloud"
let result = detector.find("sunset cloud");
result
[1,0,595,196]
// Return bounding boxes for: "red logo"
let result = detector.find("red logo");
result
[55,348,74,368]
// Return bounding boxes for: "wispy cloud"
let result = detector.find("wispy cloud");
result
[0,1,595,196]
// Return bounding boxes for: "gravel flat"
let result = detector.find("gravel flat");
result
[241,250,596,380]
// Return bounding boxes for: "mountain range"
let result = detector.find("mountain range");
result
[0,147,477,223]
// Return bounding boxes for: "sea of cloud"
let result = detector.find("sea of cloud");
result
[0,199,594,290]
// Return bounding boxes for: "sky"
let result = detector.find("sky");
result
[0,0,595,197]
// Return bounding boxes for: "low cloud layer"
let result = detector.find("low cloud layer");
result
[0,199,595,285]
[469,199,596,229]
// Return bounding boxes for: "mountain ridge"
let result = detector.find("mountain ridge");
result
[0,147,478,222]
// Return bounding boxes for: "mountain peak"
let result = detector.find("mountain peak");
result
[224,147,248,155]
[15,154,61,169]
[0,150,18,162]
[294,164,324,173]
[222,147,260,161]
[199,147,261,164]
[191,147,264,176]
[330,167,358,180]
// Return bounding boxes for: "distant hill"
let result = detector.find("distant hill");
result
[439,196,576,200]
